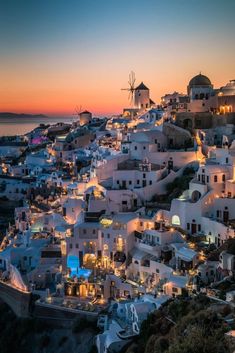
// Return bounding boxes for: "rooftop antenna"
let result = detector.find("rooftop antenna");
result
[121,71,136,107]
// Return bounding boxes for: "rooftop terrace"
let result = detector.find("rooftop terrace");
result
[117,159,161,171]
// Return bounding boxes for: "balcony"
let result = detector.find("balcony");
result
[137,240,158,252]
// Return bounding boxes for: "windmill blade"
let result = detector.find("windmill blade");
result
[75,105,82,115]
[121,71,136,107]
[129,71,136,90]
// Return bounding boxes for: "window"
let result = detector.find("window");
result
[149,180,152,185]
[129,180,132,185]
[122,200,127,205]
[93,229,96,234]
[70,244,73,249]
[114,238,116,243]
[76,244,79,248]
[107,233,110,239]
[140,222,143,226]
[202,169,205,173]
[117,180,119,184]
[143,146,146,150]
[156,269,160,273]
[187,223,190,230]
[137,179,140,185]
[155,139,158,144]
[198,224,201,232]
[214,175,217,182]
[172,287,178,293]
[101,232,104,238]
[172,215,181,226]
[143,173,146,178]
[198,174,200,181]
[226,157,229,163]
[134,146,137,150]
[83,229,87,234]
[216,210,220,218]
[222,174,225,182]
[207,176,209,183]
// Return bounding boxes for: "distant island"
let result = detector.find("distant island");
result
[0,112,49,119]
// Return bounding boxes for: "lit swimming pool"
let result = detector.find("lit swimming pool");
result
[67,255,91,278]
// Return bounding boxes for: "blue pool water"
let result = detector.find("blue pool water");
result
[67,255,91,278]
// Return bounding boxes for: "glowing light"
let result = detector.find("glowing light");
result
[100,218,113,227]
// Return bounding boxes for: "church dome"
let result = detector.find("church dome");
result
[189,73,212,87]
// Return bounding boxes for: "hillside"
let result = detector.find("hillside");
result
[0,112,48,119]
[125,295,234,353]
[0,302,98,353]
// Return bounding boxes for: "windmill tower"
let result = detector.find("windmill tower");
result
[75,105,92,126]
[121,71,136,108]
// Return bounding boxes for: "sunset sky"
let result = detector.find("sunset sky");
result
[1,0,235,116]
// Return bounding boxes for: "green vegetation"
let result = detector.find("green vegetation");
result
[126,295,232,353]
[166,169,195,196]
[151,167,195,205]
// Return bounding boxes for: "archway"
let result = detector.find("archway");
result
[191,190,201,203]
[172,215,181,226]
[83,253,97,268]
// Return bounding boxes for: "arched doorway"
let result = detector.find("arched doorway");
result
[172,215,180,226]
[191,190,201,203]
[83,253,97,268]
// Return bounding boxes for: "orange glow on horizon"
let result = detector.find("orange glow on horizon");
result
[1,74,233,116]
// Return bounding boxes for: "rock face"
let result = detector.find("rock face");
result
[124,295,232,353]
[0,281,31,318]
[163,122,193,149]
[0,302,97,353]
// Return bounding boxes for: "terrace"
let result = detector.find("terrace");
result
[117,159,161,171]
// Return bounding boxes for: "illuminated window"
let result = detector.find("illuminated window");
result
[172,215,180,226]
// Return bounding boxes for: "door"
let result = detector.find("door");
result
[223,211,229,223]
[191,223,197,234]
